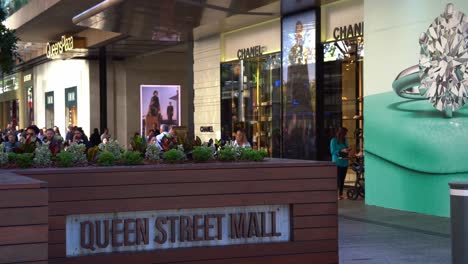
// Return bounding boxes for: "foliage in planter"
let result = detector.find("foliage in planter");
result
[145,144,160,161]
[217,146,238,161]
[97,151,117,166]
[33,143,52,166]
[98,140,124,158]
[130,135,147,153]
[162,149,185,164]
[240,148,266,162]
[56,151,73,167]
[15,153,34,168]
[87,146,100,162]
[65,143,87,164]
[192,146,214,162]
[0,143,8,165]
[7,152,17,163]
[122,151,144,165]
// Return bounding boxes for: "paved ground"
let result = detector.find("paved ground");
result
[339,199,451,264]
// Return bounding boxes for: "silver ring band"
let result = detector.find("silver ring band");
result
[392,65,425,100]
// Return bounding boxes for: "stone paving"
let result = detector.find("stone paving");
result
[339,199,451,264]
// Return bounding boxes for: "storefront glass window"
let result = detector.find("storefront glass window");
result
[65,87,77,128]
[45,92,54,128]
[0,74,19,94]
[221,53,282,157]
[282,11,317,160]
[27,86,34,125]
[319,38,364,160]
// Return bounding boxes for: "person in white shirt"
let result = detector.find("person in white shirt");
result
[156,124,170,150]
[233,129,251,148]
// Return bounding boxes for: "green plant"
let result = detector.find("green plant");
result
[130,135,147,153]
[0,7,20,73]
[240,149,265,162]
[192,146,214,162]
[7,152,17,162]
[97,151,117,166]
[15,153,34,168]
[98,140,124,158]
[0,143,8,165]
[217,146,237,161]
[122,151,144,165]
[56,151,74,167]
[33,143,52,166]
[87,146,100,162]
[145,144,160,161]
[162,149,185,164]
[65,143,87,163]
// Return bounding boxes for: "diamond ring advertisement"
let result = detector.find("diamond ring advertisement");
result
[392,3,468,118]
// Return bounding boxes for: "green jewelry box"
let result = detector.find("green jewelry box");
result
[364,92,468,217]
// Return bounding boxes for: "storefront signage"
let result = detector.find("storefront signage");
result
[333,22,364,40]
[237,45,265,60]
[200,126,214,133]
[23,74,31,82]
[45,91,54,109]
[66,205,290,257]
[46,36,75,59]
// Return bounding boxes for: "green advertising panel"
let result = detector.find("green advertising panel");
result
[364,0,468,217]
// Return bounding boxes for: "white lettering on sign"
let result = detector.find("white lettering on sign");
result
[66,205,290,257]
[46,36,74,59]
[47,96,54,105]
[23,74,31,82]
[67,92,76,102]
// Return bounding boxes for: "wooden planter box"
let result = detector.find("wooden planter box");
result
[1,159,338,264]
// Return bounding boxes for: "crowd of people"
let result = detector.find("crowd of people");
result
[0,123,112,154]
[0,122,255,155]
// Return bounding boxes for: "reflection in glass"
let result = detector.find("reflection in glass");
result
[66,106,77,127]
[221,53,281,157]
[319,37,364,161]
[282,11,317,160]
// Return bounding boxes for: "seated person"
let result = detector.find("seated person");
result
[72,128,91,149]
[156,124,170,150]
[232,129,251,148]
[4,133,20,152]
[43,128,61,155]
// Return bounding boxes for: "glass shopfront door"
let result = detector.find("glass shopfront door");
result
[221,53,281,157]
[319,37,364,160]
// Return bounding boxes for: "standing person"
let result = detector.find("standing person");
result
[232,129,251,148]
[65,125,74,145]
[167,102,174,125]
[90,128,101,147]
[53,126,64,144]
[100,128,110,141]
[38,127,46,141]
[330,127,350,200]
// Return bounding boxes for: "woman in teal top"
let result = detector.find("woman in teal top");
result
[330,127,350,200]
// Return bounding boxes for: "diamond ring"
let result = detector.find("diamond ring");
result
[392,3,468,118]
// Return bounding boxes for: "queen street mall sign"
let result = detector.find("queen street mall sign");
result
[66,205,290,257]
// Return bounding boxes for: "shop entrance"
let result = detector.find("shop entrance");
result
[318,37,364,161]
[221,53,281,157]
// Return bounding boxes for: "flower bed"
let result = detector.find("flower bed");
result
[0,136,268,169]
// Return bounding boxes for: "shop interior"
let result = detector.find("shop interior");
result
[320,36,364,183]
[221,53,282,157]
